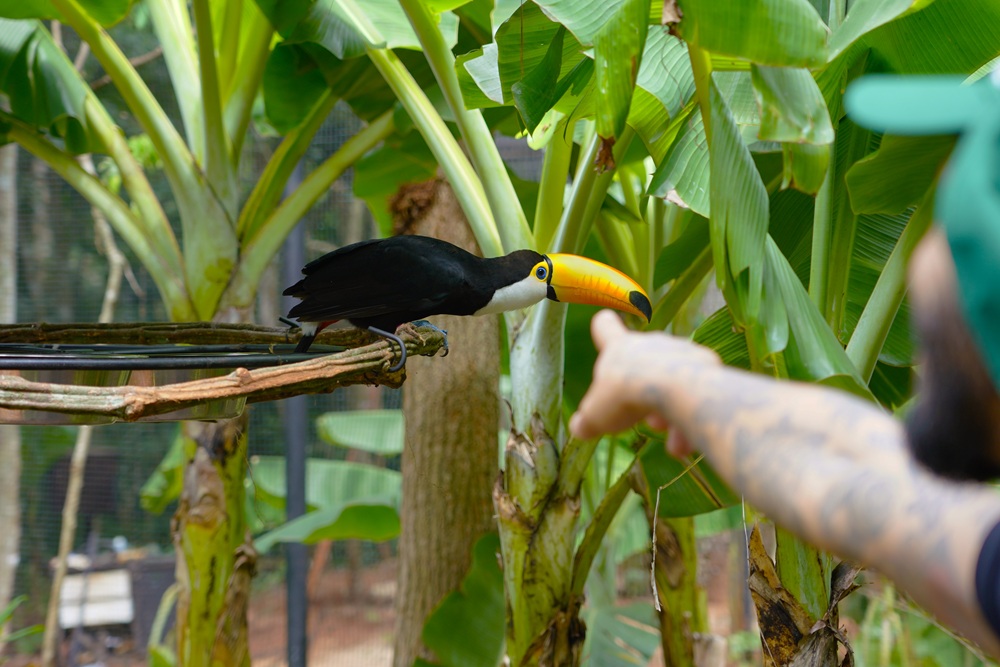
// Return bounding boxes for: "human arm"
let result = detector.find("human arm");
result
[569,310,1000,654]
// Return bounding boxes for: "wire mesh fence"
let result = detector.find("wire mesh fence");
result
[4,102,408,665]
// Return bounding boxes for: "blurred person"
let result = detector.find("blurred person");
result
[570,73,1000,653]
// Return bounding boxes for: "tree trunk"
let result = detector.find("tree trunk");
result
[392,180,500,667]
[174,416,254,667]
[0,142,21,653]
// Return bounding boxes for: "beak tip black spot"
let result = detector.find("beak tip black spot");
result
[630,291,652,322]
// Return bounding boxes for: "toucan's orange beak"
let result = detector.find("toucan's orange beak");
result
[546,254,651,322]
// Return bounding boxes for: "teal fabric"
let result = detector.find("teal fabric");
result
[846,73,1000,390]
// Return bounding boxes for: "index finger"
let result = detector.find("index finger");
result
[591,309,628,351]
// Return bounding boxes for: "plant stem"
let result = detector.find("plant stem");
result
[52,0,202,213]
[688,45,714,150]
[367,48,502,258]
[570,460,634,597]
[809,153,835,314]
[534,121,573,253]
[237,90,338,240]
[83,98,183,277]
[552,127,636,254]
[217,0,243,96]
[5,118,195,320]
[648,245,713,331]
[224,5,273,161]
[146,0,202,163]
[192,0,237,216]
[595,214,639,280]
[845,195,933,382]
[399,0,533,252]
[225,110,395,309]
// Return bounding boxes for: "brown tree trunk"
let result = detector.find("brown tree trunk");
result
[0,142,21,653]
[392,180,500,667]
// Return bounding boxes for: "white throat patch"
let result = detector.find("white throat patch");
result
[474,276,549,315]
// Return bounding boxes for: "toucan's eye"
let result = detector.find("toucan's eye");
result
[535,265,548,280]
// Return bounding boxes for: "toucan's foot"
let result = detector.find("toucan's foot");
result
[409,320,449,357]
[367,326,407,372]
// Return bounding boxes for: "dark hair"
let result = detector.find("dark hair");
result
[905,289,1000,481]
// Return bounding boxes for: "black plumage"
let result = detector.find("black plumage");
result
[283,235,541,351]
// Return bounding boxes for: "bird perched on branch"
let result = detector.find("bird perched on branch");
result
[284,235,651,370]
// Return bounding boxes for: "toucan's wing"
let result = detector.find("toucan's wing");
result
[285,237,472,323]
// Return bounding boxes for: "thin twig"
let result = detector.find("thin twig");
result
[89,46,164,90]
[73,42,90,72]
[650,453,703,611]
[41,153,131,667]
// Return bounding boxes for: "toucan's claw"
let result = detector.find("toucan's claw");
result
[367,326,407,372]
[410,320,449,357]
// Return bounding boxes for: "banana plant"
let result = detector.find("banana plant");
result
[372,0,998,664]
[4,0,999,665]
[0,1,395,664]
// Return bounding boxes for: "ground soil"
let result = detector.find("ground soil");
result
[5,560,399,667]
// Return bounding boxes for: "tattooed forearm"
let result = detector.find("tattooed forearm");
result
[643,361,1000,652]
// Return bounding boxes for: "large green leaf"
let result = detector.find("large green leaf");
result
[257,0,458,58]
[653,214,710,288]
[254,502,400,552]
[842,210,915,367]
[491,1,585,107]
[261,44,331,133]
[676,0,828,68]
[640,442,739,518]
[581,602,660,667]
[845,134,954,215]
[751,66,833,145]
[510,26,575,132]
[140,431,188,514]
[353,130,438,235]
[750,65,833,195]
[647,73,759,217]
[828,0,933,59]
[693,307,751,370]
[764,237,873,397]
[709,77,768,323]
[533,0,633,45]
[627,29,694,161]
[781,141,830,195]
[592,0,649,140]
[457,43,503,108]
[250,456,402,511]
[862,0,1000,75]
[315,409,405,455]
[692,242,875,400]
[647,105,708,216]
[0,1,57,20]
[0,19,101,153]
[421,533,505,667]
[0,0,134,26]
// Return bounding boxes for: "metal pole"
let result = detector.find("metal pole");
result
[281,164,308,667]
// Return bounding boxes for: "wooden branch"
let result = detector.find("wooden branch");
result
[0,321,370,347]
[0,326,446,421]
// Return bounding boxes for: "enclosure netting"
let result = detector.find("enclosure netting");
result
[5,75,407,667]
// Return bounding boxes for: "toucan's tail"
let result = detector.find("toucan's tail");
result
[294,322,319,353]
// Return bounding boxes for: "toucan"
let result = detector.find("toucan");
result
[284,235,652,369]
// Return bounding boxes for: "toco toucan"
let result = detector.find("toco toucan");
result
[284,235,652,369]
